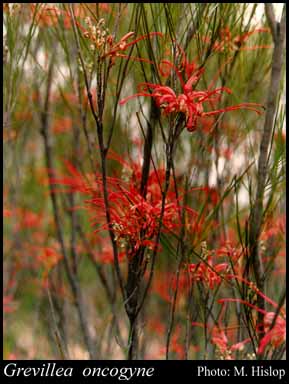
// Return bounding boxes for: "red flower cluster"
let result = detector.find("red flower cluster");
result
[101,184,180,255]
[120,47,263,131]
[51,152,197,258]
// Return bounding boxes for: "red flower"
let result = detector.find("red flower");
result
[31,5,72,29]
[3,208,12,218]
[3,295,16,314]
[192,321,251,359]
[99,184,180,256]
[104,32,163,62]
[189,254,229,290]
[220,298,286,355]
[50,155,195,257]
[258,312,286,353]
[218,276,286,355]
[120,51,263,131]
[90,235,126,264]
[211,327,251,358]
[204,186,219,206]
[159,325,185,359]
[152,270,191,303]
[204,26,272,52]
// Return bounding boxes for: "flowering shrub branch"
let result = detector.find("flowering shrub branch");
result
[3,3,285,360]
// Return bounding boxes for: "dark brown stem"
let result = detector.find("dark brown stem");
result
[140,102,159,198]
[69,4,126,303]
